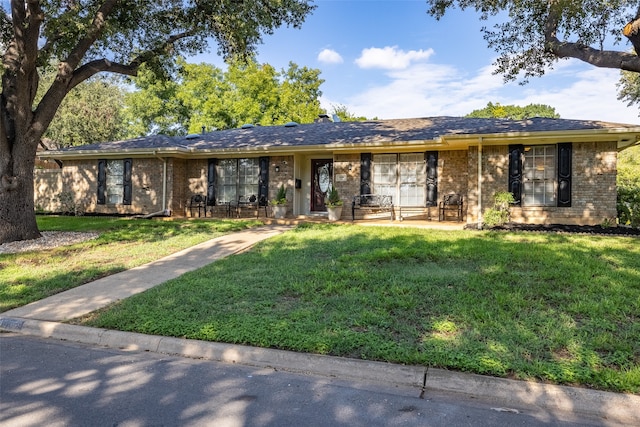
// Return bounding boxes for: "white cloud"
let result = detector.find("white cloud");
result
[324,56,640,124]
[507,66,640,124]
[317,48,343,64]
[355,46,434,70]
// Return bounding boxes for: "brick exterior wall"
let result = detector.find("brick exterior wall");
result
[34,158,166,215]
[334,153,360,205]
[438,150,468,219]
[467,142,618,226]
[34,142,618,225]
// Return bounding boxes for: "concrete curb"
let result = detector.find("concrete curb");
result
[2,316,638,425]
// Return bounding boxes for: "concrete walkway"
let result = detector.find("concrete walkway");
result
[1,222,639,425]
[2,224,293,322]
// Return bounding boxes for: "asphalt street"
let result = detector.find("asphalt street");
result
[0,334,609,427]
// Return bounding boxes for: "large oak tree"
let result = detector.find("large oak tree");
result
[0,0,314,244]
[427,1,640,82]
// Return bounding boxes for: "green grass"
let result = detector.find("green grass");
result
[79,223,640,394]
[0,216,262,311]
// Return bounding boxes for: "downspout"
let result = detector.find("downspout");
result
[153,151,169,214]
[477,138,483,230]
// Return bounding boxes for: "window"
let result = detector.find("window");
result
[97,159,132,205]
[522,145,556,206]
[215,158,260,203]
[509,143,571,207]
[371,153,427,206]
[105,160,124,204]
[399,153,427,206]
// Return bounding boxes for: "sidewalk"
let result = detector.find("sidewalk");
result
[1,223,639,425]
[2,224,293,322]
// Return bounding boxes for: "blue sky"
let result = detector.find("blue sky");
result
[193,0,640,124]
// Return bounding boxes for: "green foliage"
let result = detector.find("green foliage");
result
[329,104,370,122]
[36,71,127,146]
[466,102,560,119]
[1,0,315,243]
[122,64,190,137]
[325,185,343,207]
[124,58,325,136]
[483,191,515,228]
[617,145,640,227]
[617,70,640,108]
[427,1,635,82]
[271,185,287,205]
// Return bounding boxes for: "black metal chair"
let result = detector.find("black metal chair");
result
[234,194,268,218]
[187,194,207,217]
[439,194,464,221]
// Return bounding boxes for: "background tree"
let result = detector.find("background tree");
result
[618,145,640,227]
[330,104,370,122]
[124,59,324,135]
[466,102,561,119]
[42,74,127,147]
[617,69,640,110]
[122,65,190,137]
[427,1,640,82]
[0,0,315,244]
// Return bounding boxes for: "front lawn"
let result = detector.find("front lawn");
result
[81,223,640,393]
[0,216,262,311]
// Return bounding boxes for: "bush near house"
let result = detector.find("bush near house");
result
[618,145,640,227]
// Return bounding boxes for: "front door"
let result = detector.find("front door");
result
[311,159,333,212]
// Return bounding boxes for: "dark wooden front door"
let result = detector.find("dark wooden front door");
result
[311,159,333,212]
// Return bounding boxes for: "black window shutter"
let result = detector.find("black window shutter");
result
[508,145,524,206]
[425,151,438,206]
[258,156,269,206]
[97,159,106,205]
[360,153,372,195]
[122,158,132,205]
[207,159,217,205]
[557,143,572,207]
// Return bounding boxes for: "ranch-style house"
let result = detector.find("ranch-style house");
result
[35,115,640,227]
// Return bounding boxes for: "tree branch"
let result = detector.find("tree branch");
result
[129,30,197,69]
[68,59,137,89]
[60,0,119,78]
[547,40,640,72]
[543,0,640,72]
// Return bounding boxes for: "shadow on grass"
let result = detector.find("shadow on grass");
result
[0,217,262,311]
[83,223,640,394]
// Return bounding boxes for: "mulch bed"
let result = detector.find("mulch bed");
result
[465,223,640,237]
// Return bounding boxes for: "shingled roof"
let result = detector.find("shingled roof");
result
[51,116,640,155]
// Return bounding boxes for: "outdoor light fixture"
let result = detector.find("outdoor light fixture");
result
[275,165,280,172]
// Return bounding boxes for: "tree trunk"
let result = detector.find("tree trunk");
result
[0,137,40,244]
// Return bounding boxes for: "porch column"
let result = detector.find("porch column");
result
[477,138,483,229]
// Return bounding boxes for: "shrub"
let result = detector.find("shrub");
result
[55,192,84,216]
[483,191,515,228]
[271,185,287,205]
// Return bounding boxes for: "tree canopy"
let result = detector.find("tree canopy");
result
[40,73,127,147]
[0,0,315,244]
[123,59,324,136]
[427,1,640,82]
[466,102,561,119]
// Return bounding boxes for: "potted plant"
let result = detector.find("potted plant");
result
[271,184,288,219]
[325,185,343,221]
